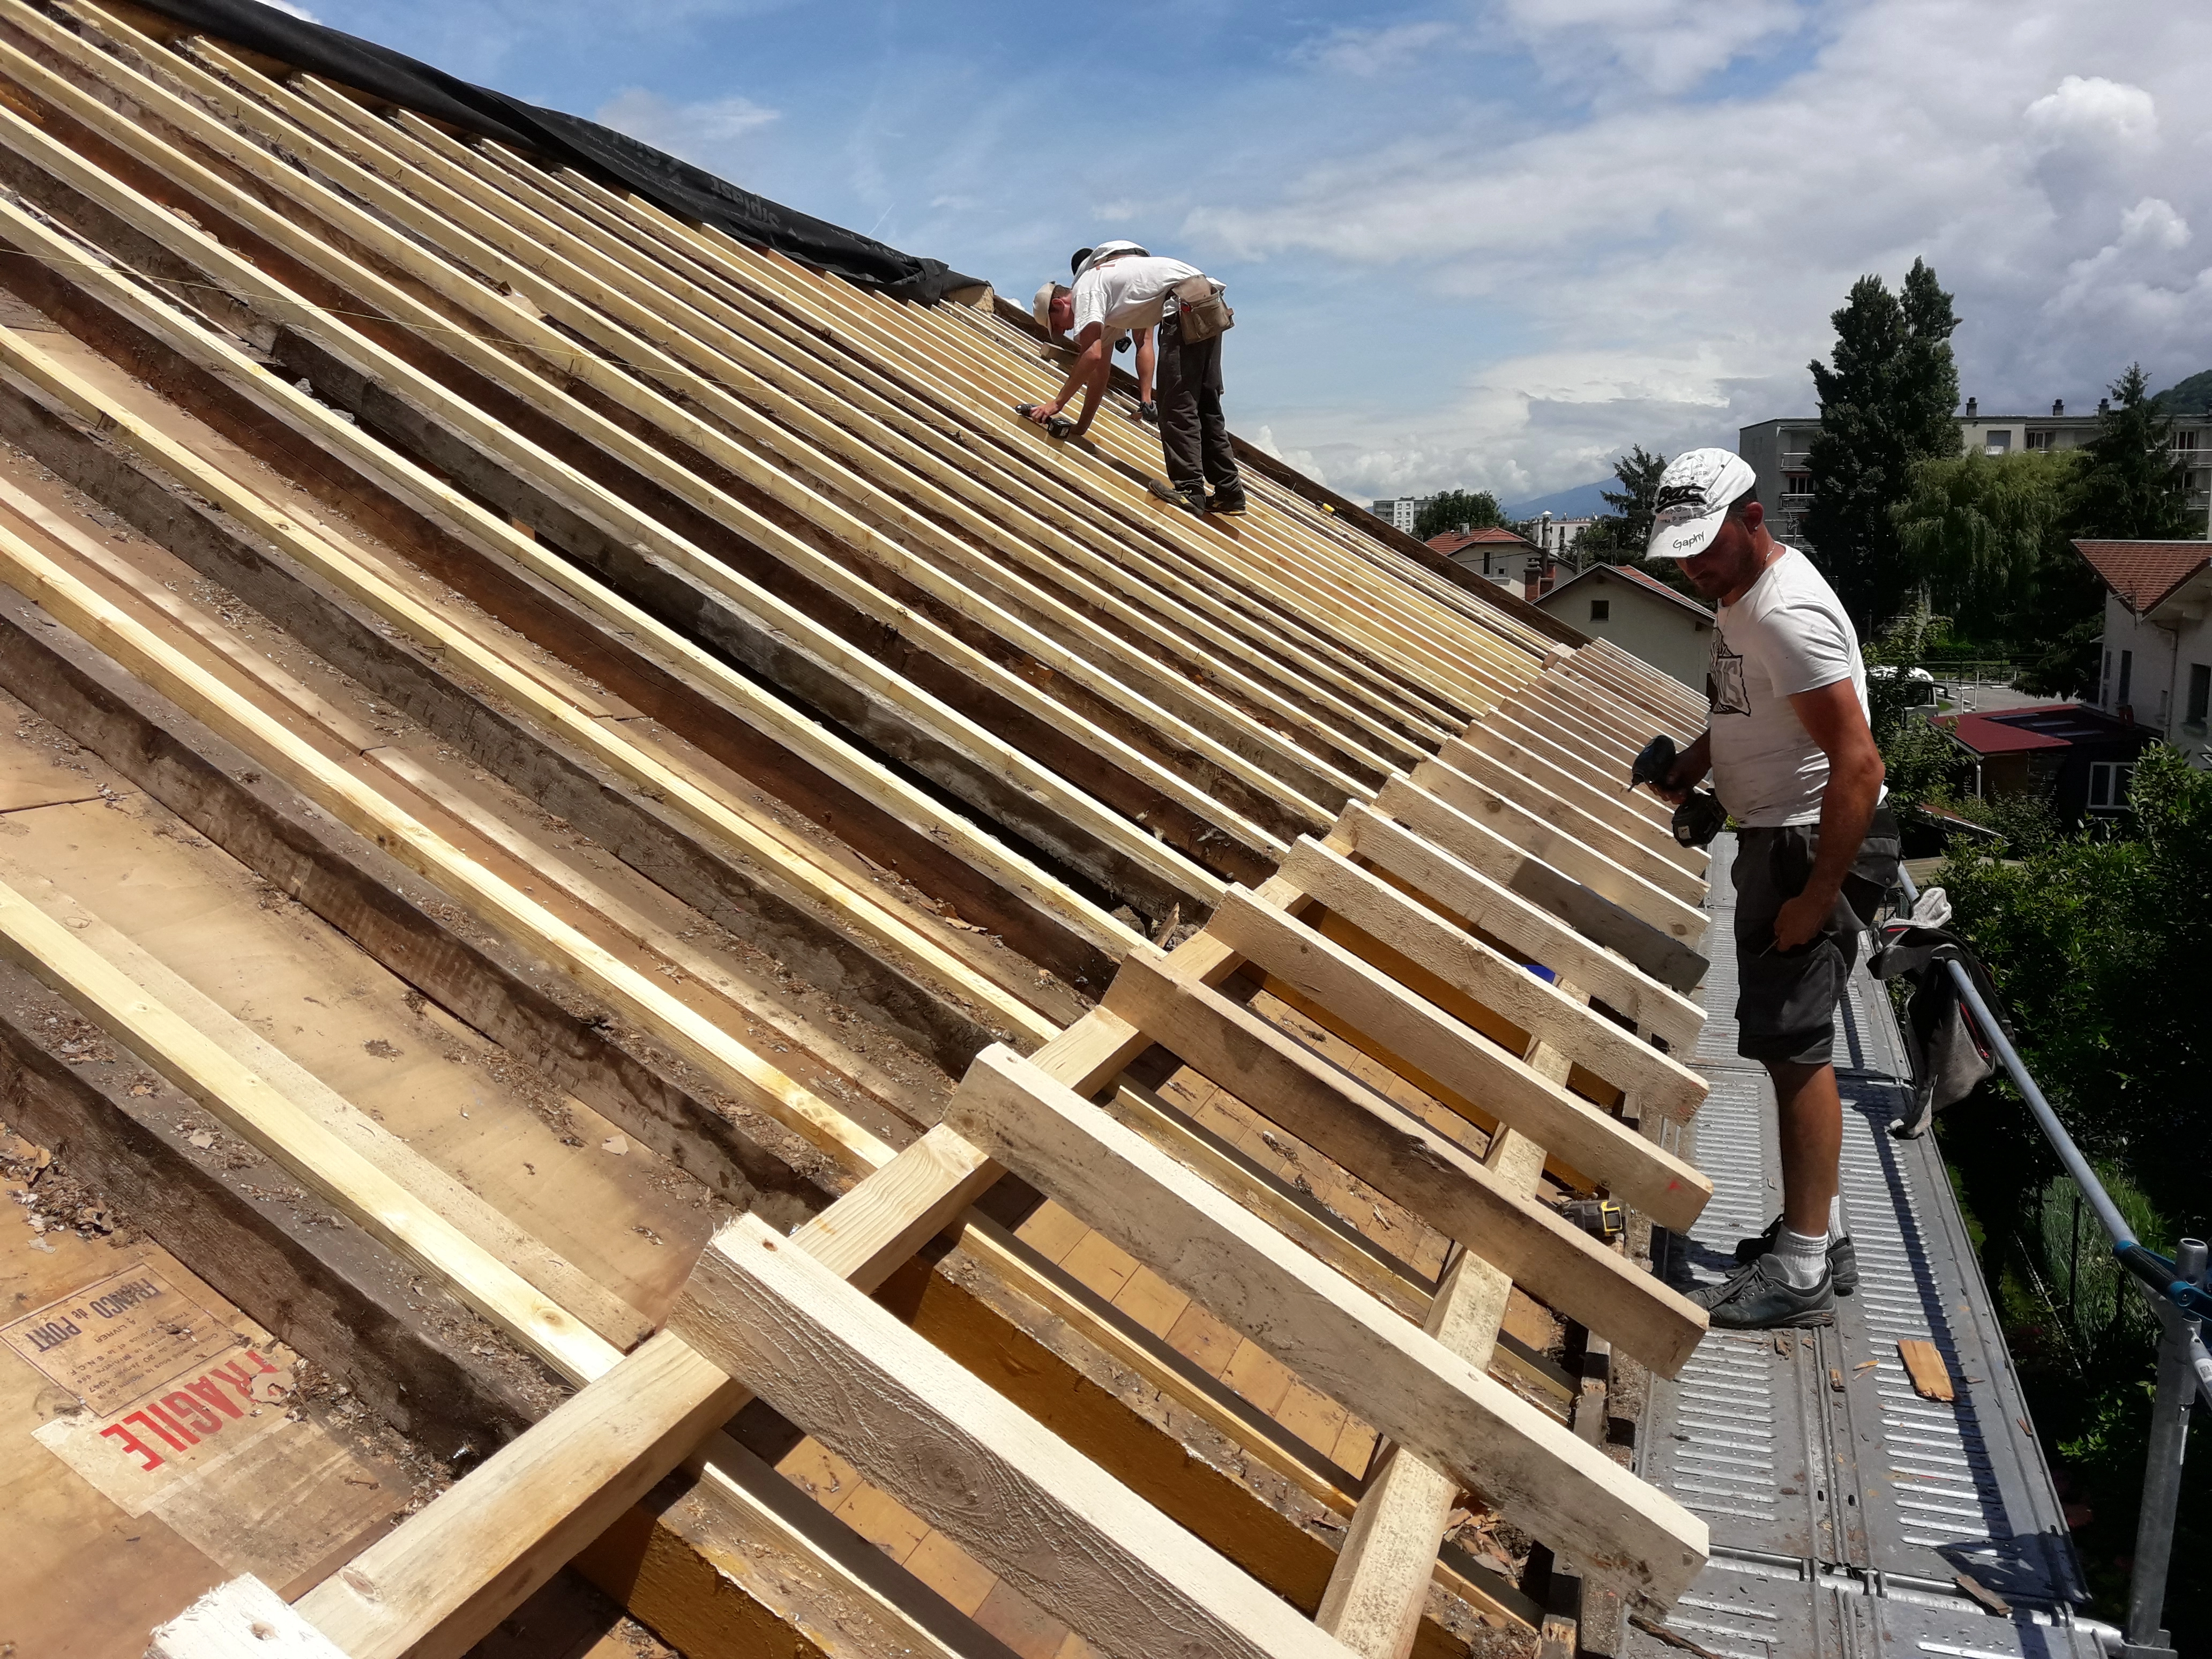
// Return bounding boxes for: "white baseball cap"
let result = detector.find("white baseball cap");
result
[1032,281,1062,333]
[1071,239,1147,279]
[1645,448,1759,560]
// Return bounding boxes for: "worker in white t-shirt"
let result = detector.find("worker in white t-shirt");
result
[1029,244,1245,516]
[1642,449,1899,1331]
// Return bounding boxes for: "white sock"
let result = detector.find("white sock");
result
[1774,1225,1830,1290]
[1829,1193,1846,1238]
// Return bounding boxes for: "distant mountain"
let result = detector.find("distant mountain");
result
[1501,480,1611,521]
[2153,369,2212,416]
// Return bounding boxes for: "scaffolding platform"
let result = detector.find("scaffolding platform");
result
[1633,834,2105,1658]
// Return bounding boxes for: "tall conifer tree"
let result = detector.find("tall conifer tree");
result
[2073,364,2195,539]
[1804,258,1962,626]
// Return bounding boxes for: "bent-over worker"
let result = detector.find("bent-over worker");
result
[1030,244,1245,516]
[1646,449,1899,1331]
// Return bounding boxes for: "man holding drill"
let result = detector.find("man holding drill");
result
[1644,449,1899,1329]
[1028,242,1245,515]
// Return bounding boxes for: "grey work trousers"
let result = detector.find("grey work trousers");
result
[1156,311,1240,497]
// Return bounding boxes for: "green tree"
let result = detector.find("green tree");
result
[1934,746,2212,1641]
[1412,489,1503,540]
[2073,363,2196,538]
[1577,444,1668,555]
[1805,258,1963,629]
[1941,743,2212,1228]
[1861,622,1970,808]
[1892,449,2090,642]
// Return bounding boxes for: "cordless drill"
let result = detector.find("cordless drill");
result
[1628,735,1727,850]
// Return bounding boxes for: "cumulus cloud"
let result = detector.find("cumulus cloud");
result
[1178,0,2212,495]
[593,87,779,170]
[2024,74,2159,153]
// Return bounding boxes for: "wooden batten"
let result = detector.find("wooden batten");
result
[0,6,1748,1653]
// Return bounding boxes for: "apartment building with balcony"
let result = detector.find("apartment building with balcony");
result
[1740,400,2212,550]
[1370,495,1426,534]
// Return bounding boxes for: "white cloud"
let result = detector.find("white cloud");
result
[2024,74,2158,153]
[1179,0,2212,495]
[259,0,321,17]
[1252,424,1331,488]
[1290,21,1460,79]
[593,87,779,170]
[1494,0,1811,95]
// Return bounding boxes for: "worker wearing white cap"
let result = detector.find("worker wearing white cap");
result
[1027,244,1245,516]
[1640,447,1896,1330]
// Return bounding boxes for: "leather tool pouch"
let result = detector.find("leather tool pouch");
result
[1172,275,1234,342]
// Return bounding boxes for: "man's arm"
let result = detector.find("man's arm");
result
[1027,323,1111,435]
[1134,327,1156,406]
[1773,679,1885,951]
[1653,729,1712,804]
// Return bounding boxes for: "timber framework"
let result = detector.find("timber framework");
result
[0,4,1723,1655]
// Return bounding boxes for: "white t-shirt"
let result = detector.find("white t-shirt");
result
[1071,255,1200,338]
[1706,547,1882,827]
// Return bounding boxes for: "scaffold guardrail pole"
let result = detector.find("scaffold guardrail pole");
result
[1895,865,2201,1659]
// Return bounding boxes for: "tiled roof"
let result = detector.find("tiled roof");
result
[1937,703,2135,755]
[1427,526,1536,554]
[2072,539,2212,616]
[1537,563,1714,623]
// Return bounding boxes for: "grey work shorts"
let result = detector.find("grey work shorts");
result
[1732,806,1901,1067]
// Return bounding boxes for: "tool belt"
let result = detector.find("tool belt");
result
[1171,274,1234,342]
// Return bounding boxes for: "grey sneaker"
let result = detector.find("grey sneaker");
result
[1692,1254,1835,1330]
[1735,1217,1858,1295]
[1148,480,1205,513]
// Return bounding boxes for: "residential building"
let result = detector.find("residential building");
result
[1534,564,1715,689]
[1428,526,1548,594]
[1531,515,1593,559]
[1736,416,1821,544]
[1739,401,2212,548]
[2072,538,2212,767]
[1370,495,1428,534]
[1936,704,2156,818]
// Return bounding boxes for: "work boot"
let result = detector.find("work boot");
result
[1148,479,1205,513]
[1205,488,1249,517]
[1735,1217,1858,1295]
[1691,1254,1835,1330]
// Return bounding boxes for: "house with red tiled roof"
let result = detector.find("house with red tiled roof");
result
[1426,525,1542,588]
[2072,539,2212,764]
[1533,564,1715,688]
[1936,703,2156,818]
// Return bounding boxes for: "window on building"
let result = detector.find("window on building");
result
[2176,430,2202,452]
[1984,430,2013,454]
[2188,663,2210,730]
[2088,761,2136,812]
[2119,649,2134,708]
[2025,429,2054,451]
[1589,599,1610,622]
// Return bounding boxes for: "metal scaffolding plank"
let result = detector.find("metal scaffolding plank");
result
[1632,834,2105,1659]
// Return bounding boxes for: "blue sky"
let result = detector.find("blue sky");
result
[285,0,2212,502]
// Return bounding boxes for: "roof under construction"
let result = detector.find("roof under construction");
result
[0,4,1741,1656]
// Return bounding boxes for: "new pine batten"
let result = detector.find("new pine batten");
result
[0,4,1740,1651]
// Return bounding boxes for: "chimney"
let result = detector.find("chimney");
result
[2052,399,2064,417]
[1964,396,1977,419]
